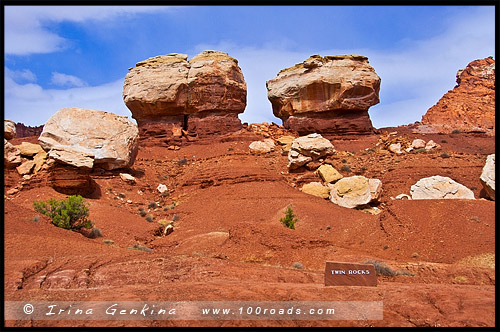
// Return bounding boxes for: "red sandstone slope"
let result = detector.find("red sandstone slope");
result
[421,57,495,135]
[3,128,495,327]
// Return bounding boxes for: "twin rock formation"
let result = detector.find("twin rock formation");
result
[124,51,381,143]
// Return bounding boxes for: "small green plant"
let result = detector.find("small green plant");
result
[280,204,299,230]
[33,195,93,231]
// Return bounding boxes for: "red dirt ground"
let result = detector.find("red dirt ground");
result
[3,126,495,327]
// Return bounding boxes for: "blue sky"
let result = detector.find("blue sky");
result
[3,5,496,128]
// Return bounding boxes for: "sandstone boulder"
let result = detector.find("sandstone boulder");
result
[411,139,426,149]
[480,154,495,200]
[410,175,475,200]
[15,142,44,157]
[288,133,334,170]
[39,108,139,170]
[388,143,403,154]
[368,178,383,202]
[4,139,22,168]
[329,175,376,208]
[16,160,35,175]
[266,54,380,136]
[317,164,343,183]
[249,139,275,154]
[4,120,16,140]
[123,50,246,143]
[301,182,330,199]
[421,57,495,135]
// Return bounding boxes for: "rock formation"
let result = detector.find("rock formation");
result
[4,120,16,140]
[123,50,247,145]
[421,57,495,135]
[410,175,475,200]
[266,54,380,136]
[15,122,44,138]
[4,139,21,168]
[480,154,495,200]
[39,108,139,171]
[38,108,139,194]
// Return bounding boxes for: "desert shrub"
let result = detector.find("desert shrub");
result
[340,165,352,173]
[280,205,299,230]
[33,195,93,231]
[364,260,396,276]
[177,158,188,166]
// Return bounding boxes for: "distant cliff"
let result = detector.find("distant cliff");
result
[16,122,44,138]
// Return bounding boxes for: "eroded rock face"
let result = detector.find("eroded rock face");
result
[4,139,22,168]
[480,154,495,200]
[123,50,247,144]
[421,57,495,135]
[39,108,139,171]
[410,176,475,200]
[266,54,380,136]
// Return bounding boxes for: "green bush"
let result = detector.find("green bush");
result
[33,195,93,231]
[280,205,299,230]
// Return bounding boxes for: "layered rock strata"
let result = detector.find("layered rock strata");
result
[266,54,380,136]
[123,51,247,145]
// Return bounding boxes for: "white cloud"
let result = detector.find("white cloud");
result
[4,6,177,55]
[51,72,88,88]
[4,67,37,83]
[4,76,133,126]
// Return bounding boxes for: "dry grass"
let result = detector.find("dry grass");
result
[456,253,495,269]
